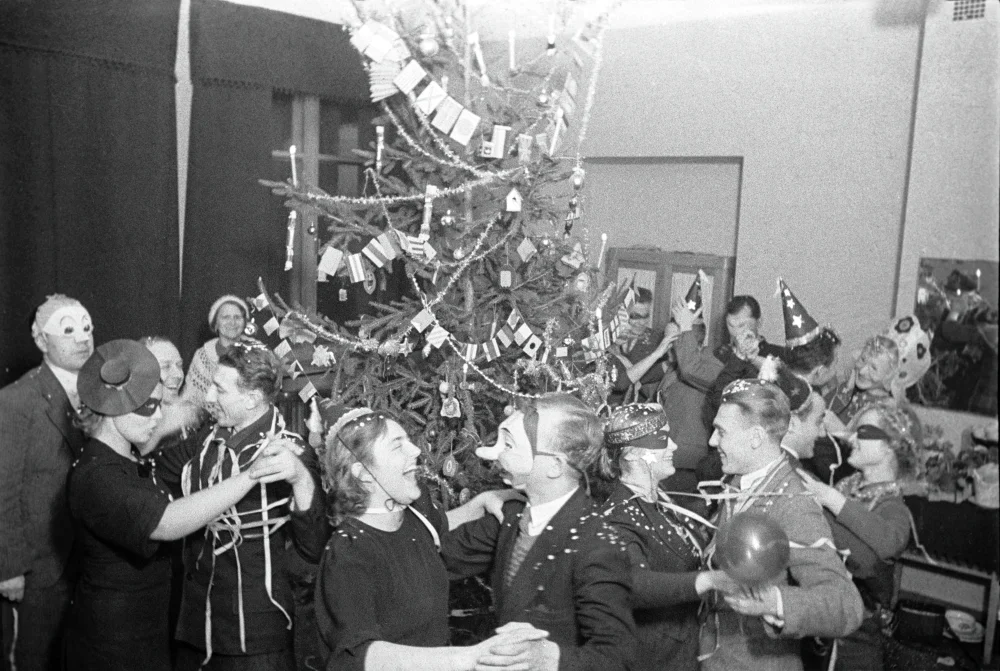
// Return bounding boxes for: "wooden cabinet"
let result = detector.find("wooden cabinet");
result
[605,248,736,349]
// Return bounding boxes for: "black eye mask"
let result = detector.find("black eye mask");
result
[132,397,162,417]
[856,424,891,441]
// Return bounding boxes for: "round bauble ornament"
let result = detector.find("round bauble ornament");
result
[571,167,585,190]
[459,488,472,505]
[244,322,257,336]
[538,92,549,106]
[418,34,440,57]
[442,455,458,477]
[453,247,466,260]
[439,380,451,395]
[714,512,790,586]
[503,404,515,416]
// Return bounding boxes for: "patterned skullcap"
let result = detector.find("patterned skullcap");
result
[605,403,672,450]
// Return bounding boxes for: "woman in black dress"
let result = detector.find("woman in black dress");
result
[597,403,737,671]
[314,402,542,671]
[65,339,292,670]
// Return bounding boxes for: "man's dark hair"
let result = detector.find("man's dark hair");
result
[635,287,653,304]
[726,295,761,319]
[218,340,282,402]
[786,327,841,374]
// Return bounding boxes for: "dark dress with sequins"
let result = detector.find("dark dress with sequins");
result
[314,489,449,671]
[601,482,702,671]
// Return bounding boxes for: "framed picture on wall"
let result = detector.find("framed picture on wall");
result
[605,248,736,349]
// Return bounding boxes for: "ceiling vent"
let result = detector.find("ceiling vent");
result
[950,0,987,21]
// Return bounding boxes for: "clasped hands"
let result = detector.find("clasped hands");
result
[244,438,308,486]
[697,571,784,625]
[463,622,557,671]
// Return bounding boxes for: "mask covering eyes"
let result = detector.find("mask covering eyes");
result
[132,397,162,418]
[42,306,93,343]
[856,424,891,441]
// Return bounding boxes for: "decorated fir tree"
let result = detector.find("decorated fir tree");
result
[257,0,631,504]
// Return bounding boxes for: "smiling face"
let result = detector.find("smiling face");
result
[35,306,95,373]
[854,349,896,391]
[847,408,893,470]
[363,419,422,507]
[147,340,184,401]
[205,364,258,429]
[624,436,679,483]
[709,403,760,475]
[112,385,163,445]
[214,302,247,343]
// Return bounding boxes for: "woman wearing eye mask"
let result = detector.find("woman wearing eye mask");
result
[596,403,737,671]
[314,401,542,671]
[797,401,918,670]
[65,340,292,671]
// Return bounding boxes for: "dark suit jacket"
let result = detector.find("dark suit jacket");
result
[0,364,85,586]
[442,488,637,671]
[703,339,787,428]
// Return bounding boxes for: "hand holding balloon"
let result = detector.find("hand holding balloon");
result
[714,512,790,586]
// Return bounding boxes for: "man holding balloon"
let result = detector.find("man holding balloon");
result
[700,378,863,671]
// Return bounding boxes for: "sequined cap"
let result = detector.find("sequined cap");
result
[605,403,672,450]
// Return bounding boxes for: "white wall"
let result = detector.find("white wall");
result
[584,1,924,357]
[896,0,1000,315]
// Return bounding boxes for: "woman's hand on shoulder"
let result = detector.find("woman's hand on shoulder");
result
[475,489,526,523]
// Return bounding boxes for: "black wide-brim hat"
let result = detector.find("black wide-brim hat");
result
[78,339,160,416]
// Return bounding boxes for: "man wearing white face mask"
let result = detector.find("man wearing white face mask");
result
[442,393,638,671]
[0,294,94,671]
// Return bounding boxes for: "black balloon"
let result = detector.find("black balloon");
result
[715,512,790,585]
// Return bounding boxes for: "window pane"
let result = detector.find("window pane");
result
[319,102,340,155]
[271,93,294,151]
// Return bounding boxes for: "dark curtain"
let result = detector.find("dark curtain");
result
[180,0,368,361]
[0,0,180,386]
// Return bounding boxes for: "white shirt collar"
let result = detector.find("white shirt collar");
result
[526,487,578,536]
[740,455,785,491]
[46,363,80,410]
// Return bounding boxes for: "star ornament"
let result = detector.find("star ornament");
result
[311,344,336,367]
[686,300,698,311]
[791,314,804,329]
[641,451,659,465]
[786,299,795,309]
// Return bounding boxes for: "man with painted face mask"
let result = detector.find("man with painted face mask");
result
[0,295,94,671]
[442,393,638,671]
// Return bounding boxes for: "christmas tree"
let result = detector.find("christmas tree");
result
[257,0,629,505]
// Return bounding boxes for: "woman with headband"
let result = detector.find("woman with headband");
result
[64,340,293,670]
[597,403,738,671]
[313,402,541,671]
[797,400,918,670]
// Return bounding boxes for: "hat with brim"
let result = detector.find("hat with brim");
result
[605,403,672,450]
[79,339,160,416]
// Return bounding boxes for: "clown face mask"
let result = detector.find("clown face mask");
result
[37,304,95,372]
[476,409,538,490]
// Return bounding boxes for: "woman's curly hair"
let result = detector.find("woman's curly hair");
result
[849,400,924,480]
[321,411,399,525]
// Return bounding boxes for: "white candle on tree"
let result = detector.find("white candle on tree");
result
[289,145,298,187]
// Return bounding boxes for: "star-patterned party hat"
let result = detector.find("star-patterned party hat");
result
[684,271,703,312]
[779,278,821,347]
